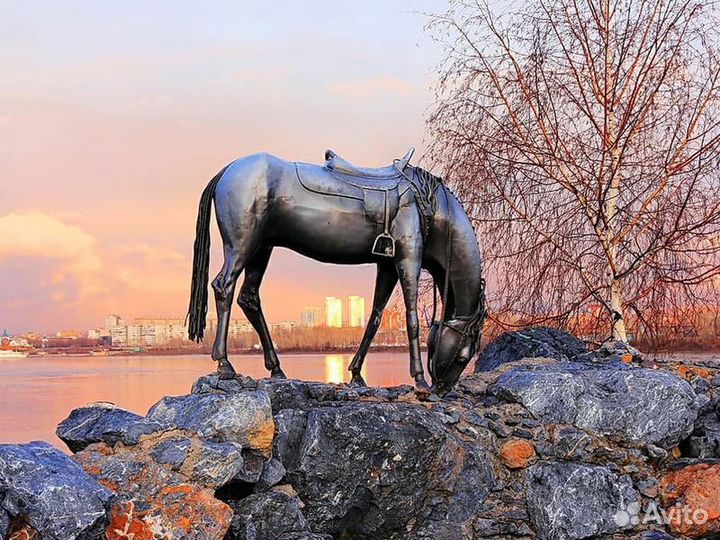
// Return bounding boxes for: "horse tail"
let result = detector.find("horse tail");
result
[187,165,230,342]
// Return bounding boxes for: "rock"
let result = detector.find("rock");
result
[490,366,586,423]
[685,406,720,458]
[56,402,144,452]
[148,436,192,469]
[551,426,592,460]
[0,442,110,540]
[596,340,643,365]
[273,409,308,471]
[475,327,591,372]
[637,477,658,498]
[490,365,700,448]
[525,461,639,540]
[235,449,266,484]
[225,491,310,540]
[128,392,274,455]
[277,535,332,540]
[256,458,286,492]
[0,508,8,540]
[13,348,714,540]
[75,443,232,540]
[191,440,245,487]
[288,401,495,538]
[7,522,41,540]
[498,439,536,469]
[659,462,720,538]
[640,531,678,540]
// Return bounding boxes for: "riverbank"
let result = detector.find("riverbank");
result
[0,352,413,448]
[3,348,720,540]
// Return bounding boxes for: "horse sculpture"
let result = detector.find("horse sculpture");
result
[187,149,486,395]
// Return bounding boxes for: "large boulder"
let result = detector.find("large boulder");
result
[0,442,110,540]
[525,460,639,540]
[54,391,276,540]
[475,327,591,372]
[490,364,701,448]
[193,377,497,540]
[659,462,720,538]
[289,403,495,538]
[56,402,144,452]
[225,491,313,540]
[125,392,274,455]
[75,442,233,540]
[0,506,9,540]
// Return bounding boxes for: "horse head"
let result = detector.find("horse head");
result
[427,279,486,396]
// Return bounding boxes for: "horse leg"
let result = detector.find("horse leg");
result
[348,262,398,386]
[238,246,286,379]
[396,256,431,394]
[211,246,245,379]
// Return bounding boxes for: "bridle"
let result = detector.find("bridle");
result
[393,160,486,380]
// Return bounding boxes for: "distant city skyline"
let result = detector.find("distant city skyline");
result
[87,293,369,347]
[0,1,443,334]
[9,293,371,347]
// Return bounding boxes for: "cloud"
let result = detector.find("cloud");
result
[0,212,102,300]
[0,212,190,330]
[111,242,188,298]
[327,76,414,98]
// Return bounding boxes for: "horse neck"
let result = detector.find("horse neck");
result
[437,188,484,319]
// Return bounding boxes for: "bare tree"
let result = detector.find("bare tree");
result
[426,0,720,343]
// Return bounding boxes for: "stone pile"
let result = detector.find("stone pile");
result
[1,330,720,540]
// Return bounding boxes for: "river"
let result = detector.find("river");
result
[3,350,717,450]
[0,352,411,449]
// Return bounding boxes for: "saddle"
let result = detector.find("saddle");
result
[294,148,416,257]
[325,148,414,178]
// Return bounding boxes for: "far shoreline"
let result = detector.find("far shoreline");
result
[22,343,720,359]
[27,345,414,358]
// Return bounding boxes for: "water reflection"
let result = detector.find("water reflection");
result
[325,354,346,384]
[324,354,368,384]
[0,352,408,449]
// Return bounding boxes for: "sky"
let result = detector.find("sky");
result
[0,0,446,333]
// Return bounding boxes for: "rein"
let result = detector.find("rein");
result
[439,184,453,326]
[393,161,484,349]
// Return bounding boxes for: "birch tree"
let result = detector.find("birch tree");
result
[426,0,720,343]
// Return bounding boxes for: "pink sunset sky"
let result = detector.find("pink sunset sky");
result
[0,1,445,333]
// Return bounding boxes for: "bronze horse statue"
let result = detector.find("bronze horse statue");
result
[187,149,486,395]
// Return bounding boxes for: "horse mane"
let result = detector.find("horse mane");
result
[412,166,443,214]
[416,167,487,346]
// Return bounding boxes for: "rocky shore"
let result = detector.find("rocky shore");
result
[2,329,720,540]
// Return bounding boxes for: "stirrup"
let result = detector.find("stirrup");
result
[372,233,395,257]
[371,188,395,257]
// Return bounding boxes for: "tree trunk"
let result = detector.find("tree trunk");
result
[610,273,628,342]
[606,105,627,342]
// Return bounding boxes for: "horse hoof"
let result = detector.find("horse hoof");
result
[431,384,450,398]
[350,373,367,387]
[270,367,287,379]
[217,359,237,380]
[414,377,431,397]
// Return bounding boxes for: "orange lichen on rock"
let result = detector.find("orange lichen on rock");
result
[106,501,155,540]
[674,364,712,381]
[659,462,720,538]
[247,417,276,457]
[8,523,41,540]
[75,442,233,540]
[498,438,536,469]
